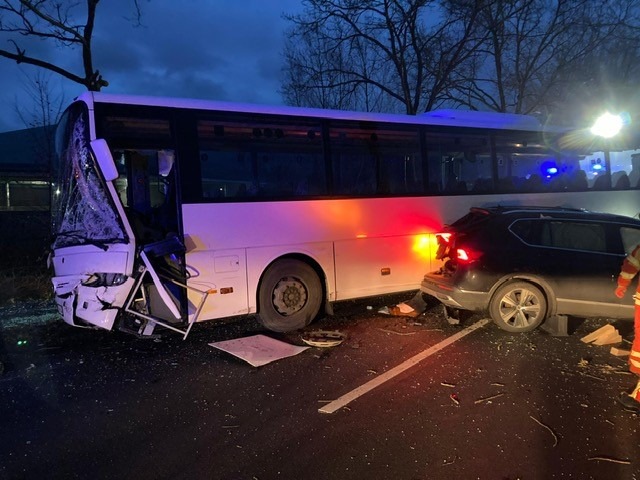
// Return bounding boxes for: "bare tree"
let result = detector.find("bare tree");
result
[281,0,488,114]
[282,0,640,125]
[0,0,143,91]
[549,4,640,126]
[451,0,640,118]
[15,70,65,129]
[14,71,65,171]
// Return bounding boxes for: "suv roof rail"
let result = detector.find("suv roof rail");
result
[480,205,590,214]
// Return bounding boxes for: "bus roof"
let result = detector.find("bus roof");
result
[76,91,552,132]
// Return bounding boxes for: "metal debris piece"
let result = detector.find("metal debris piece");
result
[377,328,416,336]
[301,330,345,347]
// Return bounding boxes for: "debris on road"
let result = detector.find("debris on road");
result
[301,330,345,347]
[209,334,309,367]
[474,392,505,404]
[578,357,591,367]
[587,455,631,465]
[377,327,416,336]
[610,346,631,357]
[388,302,420,317]
[449,393,460,405]
[530,415,558,447]
[378,291,428,318]
[442,305,461,325]
[580,324,622,345]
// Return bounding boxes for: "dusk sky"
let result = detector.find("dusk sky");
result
[0,0,303,133]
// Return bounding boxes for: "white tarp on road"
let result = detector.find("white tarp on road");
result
[209,334,310,367]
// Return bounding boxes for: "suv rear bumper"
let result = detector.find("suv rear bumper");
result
[420,272,488,312]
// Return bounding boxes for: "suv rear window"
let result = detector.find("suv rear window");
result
[447,208,492,230]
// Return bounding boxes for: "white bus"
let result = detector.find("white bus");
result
[50,92,640,338]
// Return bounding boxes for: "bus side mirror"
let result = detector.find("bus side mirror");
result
[90,139,119,182]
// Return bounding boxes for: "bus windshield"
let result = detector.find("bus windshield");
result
[52,102,127,250]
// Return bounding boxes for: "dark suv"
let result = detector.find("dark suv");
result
[421,206,640,332]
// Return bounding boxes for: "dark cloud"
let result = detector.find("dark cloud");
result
[0,0,300,132]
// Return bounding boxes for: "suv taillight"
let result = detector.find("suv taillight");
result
[455,247,482,263]
[437,232,483,264]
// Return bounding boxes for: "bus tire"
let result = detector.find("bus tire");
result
[257,259,323,332]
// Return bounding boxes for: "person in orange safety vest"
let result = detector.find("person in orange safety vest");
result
[615,244,640,413]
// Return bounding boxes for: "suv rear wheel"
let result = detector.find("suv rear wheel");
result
[489,281,547,333]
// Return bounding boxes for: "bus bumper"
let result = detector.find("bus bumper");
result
[52,275,135,330]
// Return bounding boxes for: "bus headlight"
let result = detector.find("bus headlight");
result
[82,273,129,288]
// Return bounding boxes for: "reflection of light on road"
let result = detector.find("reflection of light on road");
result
[318,318,490,414]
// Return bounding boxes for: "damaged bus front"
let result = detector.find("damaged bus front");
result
[50,99,198,338]
[51,101,137,332]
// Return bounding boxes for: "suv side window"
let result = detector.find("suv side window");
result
[620,227,640,255]
[542,221,606,252]
[511,219,607,252]
[509,219,539,244]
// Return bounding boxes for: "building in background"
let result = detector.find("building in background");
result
[0,126,54,211]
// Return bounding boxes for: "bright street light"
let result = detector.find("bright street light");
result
[590,112,624,189]
[590,112,623,139]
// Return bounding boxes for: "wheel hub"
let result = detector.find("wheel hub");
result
[272,277,308,316]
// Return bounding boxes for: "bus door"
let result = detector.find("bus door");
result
[116,149,180,242]
[113,148,192,334]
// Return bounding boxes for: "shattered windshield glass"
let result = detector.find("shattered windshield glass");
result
[52,102,127,250]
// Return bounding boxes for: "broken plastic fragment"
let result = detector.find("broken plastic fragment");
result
[301,330,345,348]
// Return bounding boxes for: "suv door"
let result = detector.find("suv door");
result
[511,218,631,319]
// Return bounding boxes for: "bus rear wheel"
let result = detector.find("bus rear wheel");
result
[257,259,323,332]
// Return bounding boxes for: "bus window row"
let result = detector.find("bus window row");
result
[98,108,640,201]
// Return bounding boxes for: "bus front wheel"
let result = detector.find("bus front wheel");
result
[257,259,323,332]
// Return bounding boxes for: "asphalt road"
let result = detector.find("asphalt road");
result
[1,295,638,480]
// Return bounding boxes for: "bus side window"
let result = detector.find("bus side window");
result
[198,116,325,200]
[330,122,421,196]
[425,132,491,194]
[378,142,423,195]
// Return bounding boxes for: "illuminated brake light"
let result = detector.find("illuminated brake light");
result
[456,248,481,263]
